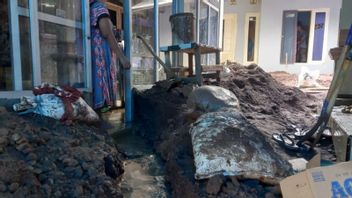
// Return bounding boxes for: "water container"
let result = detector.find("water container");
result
[169,13,195,44]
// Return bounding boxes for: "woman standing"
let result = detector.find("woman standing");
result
[90,0,130,111]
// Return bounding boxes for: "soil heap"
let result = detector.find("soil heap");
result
[0,106,123,197]
[220,63,319,137]
[135,63,322,198]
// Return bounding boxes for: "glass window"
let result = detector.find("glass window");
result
[0,0,12,91]
[199,2,208,45]
[39,21,85,87]
[280,10,326,64]
[132,0,155,85]
[312,12,326,61]
[38,0,82,21]
[247,17,256,62]
[18,0,28,8]
[19,16,33,90]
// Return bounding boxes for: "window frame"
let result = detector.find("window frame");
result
[1,0,91,98]
[243,12,260,65]
[280,8,329,65]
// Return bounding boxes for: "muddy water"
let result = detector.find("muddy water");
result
[102,110,170,198]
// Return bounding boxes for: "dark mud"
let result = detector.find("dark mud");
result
[0,106,124,197]
[134,63,334,197]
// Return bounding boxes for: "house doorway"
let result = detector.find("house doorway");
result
[244,13,260,65]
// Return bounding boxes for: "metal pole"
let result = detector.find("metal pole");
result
[196,0,200,43]
[123,0,133,122]
[153,0,159,82]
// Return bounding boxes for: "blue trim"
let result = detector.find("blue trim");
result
[123,0,133,122]
[347,24,352,46]
[153,0,159,82]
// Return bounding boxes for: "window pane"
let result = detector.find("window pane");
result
[18,0,28,8]
[247,17,256,62]
[280,11,298,64]
[199,2,208,45]
[312,12,326,61]
[38,0,82,21]
[39,21,85,87]
[0,0,12,90]
[132,1,154,85]
[209,8,218,47]
[296,11,311,63]
[19,16,33,90]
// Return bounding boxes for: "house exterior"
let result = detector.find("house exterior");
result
[221,0,343,74]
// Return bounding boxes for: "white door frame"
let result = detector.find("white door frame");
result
[2,0,91,98]
[243,12,260,65]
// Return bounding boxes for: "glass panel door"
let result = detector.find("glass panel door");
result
[0,0,13,90]
[312,12,326,61]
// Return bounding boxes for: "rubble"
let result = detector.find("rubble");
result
[0,107,123,197]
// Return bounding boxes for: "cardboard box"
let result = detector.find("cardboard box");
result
[280,161,352,198]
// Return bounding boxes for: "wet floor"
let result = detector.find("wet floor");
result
[102,109,170,198]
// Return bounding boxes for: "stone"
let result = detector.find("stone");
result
[63,158,79,167]
[42,184,51,196]
[230,176,240,187]
[74,185,83,197]
[206,175,225,195]
[9,182,19,193]
[0,128,9,136]
[0,137,8,146]
[54,190,62,197]
[11,133,21,142]
[81,162,89,171]
[265,192,275,198]
[0,183,7,192]
[15,137,27,145]
[187,85,240,112]
[26,153,37,162]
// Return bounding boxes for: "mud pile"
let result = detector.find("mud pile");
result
[134,63,322,197]
[0,107,123,197]
[220,63,319,137]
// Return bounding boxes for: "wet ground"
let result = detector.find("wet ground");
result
[101,110,171,198]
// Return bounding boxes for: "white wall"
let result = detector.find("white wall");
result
[340,0,352,29]
[223,0,261,63]
[258,0,342,74]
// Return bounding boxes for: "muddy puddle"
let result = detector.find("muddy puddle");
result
[103,110,170,198]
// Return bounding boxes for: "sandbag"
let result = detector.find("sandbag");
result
[187,85,240,112]
[13,94,99,122]
[189,108,292,182]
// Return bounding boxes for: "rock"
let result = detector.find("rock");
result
[222,182,239,196]
[73,167,83,178]
[0,128,8,137]
[11,133,21,142]
[206,175,225,195]
[42,184,51,196]
[230,176,240,187]
[15,137,27,145]
[15,143,31,152]
[81,162,89,171]
[265,192,275,198]
[74,185,83,197]
[9,182,19,193]
[0,182,7,192]
[0,137,8,146]
[26,153,38,162]
[54,190,62,197]
[63,158,79,167]
[187,85,240,112]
